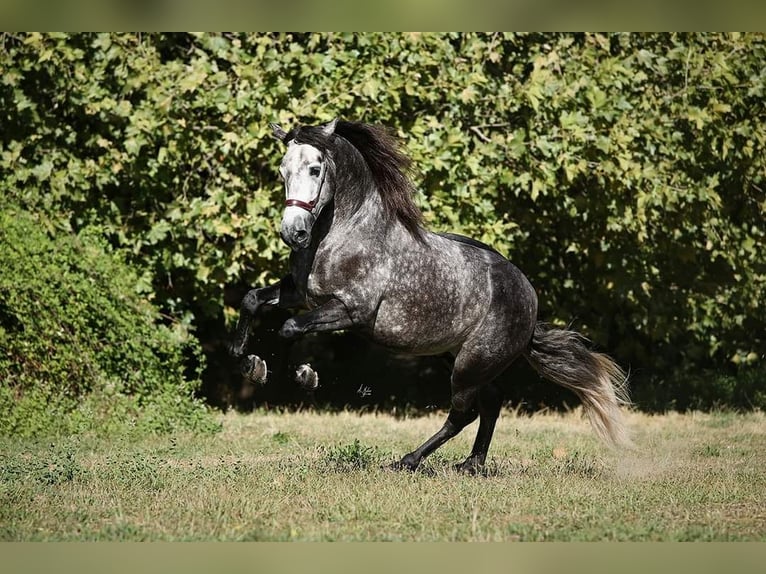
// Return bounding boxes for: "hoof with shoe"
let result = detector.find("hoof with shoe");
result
[241,354,268,384]
[295,363,319,391]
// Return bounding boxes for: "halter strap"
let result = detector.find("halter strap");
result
[285,198,317,212]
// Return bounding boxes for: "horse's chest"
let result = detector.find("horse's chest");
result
[306,246,377,298]
[302,253,364,309]
[305,272,327,303]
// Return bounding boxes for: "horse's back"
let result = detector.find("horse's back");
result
[436,232,504,257]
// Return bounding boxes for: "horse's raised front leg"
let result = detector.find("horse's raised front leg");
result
[294,363,319,390]
[229,275,304,359]
[240,354,269,384]
[266,300,352,392]
[277,298,355,339]
[229,283,281,359]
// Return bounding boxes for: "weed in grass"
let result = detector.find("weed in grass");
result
[321,439,382,471]
[272,431,290,445]
[699,411,739,428]
[694,444,722,458]
[1,443,85,486]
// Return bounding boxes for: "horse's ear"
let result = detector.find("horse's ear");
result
[270,123,288,142]
[321,118,338,137]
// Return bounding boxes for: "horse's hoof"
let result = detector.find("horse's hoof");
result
[386,455,419,472]
[241,355,267,384]
[453,462,480,475]
[453,458,491,476]
[295,364,319,391]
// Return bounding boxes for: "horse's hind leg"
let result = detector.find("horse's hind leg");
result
[454,382,504,474]
[392,345,513,472]
[391,406,479,471]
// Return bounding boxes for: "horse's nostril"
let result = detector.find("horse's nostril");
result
[295,230,308,241]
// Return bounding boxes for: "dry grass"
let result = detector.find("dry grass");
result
[1,408,764,540]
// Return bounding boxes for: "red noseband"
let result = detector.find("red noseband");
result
[285,198,317,212]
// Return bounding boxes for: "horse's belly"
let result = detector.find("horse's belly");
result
[371,298,470,355]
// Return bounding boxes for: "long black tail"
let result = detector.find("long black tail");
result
[524,323,632,448]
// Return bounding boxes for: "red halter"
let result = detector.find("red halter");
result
[284,198,317,212]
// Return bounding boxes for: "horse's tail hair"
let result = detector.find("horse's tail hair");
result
[524,322,632,448]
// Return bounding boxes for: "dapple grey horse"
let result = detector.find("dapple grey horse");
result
[230,119,630,473]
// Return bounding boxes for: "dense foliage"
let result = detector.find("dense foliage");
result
[0,204,216,435]
[1,32,764,412]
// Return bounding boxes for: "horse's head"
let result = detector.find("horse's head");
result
[271,119,338,251]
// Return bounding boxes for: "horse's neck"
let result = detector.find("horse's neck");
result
[334,177,375,214]
[330,188,410,245]
[325,205,426,264]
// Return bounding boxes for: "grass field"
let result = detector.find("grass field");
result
[1,408,764,541]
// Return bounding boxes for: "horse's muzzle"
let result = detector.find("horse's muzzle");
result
[281,228,310,250]
[280,207,314,250]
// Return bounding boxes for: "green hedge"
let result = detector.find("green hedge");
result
[1,33,764,403]
[0,204,217,436]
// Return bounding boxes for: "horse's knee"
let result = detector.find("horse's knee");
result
[241,290,261,315]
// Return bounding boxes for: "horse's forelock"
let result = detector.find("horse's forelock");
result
[285,125,331,151]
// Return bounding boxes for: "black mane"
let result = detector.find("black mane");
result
[286,120,425,241]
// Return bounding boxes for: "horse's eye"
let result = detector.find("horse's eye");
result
[309,166,321,177]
